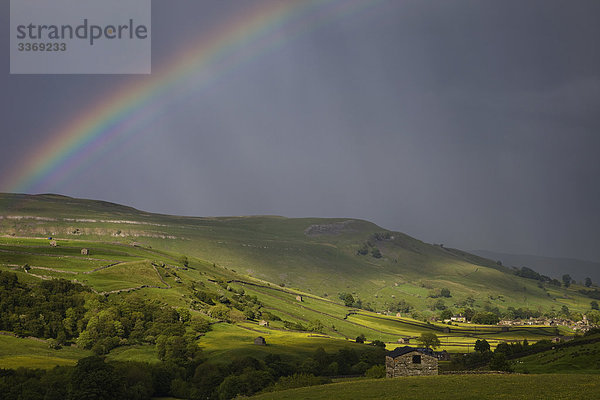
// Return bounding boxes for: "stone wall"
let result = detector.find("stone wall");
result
[386,351,438,378]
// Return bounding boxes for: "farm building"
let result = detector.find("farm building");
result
[397,337,411,344]
[386,346,438,377]
[451,314,466,323]
[296,295,303,302]
[254,336,266,346]
[81,248,89,255]
[552,336,573,344]
[259,320,269,327]
[49,240,57,247]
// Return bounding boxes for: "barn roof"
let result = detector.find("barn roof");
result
[387,346,433,358]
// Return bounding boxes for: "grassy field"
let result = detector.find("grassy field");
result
[0,334,91,369]
[250,374,600,400]
[513,340,600,374]
[105,344,161,364]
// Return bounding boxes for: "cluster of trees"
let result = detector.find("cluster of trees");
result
[513,268,597,291]
[76,296,208,355]
[428,288,451,298]
[0,271,89,341]
[371,232,392,241]
[338,292,362,308]
[356,241,382,258]
[386,299,413,314]
[282,319,325,333]
[471,311,500,325]
[514,267,561,286]
[354,334,387,349]
[450,339,524,372]
[0,271,210,355]
[580,289,600,300]
[0,345,386,400]
[502,307,541,320]
[418,332,441,349]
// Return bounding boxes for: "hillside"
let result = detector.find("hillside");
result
[1,193,598,399]
[512,334,600,374]
[0,192,595,319]
[472,250,600,284]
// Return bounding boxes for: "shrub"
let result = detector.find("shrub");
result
[365,365,386,379]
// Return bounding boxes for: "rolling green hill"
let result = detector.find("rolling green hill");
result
[0,192,594,320]
[1,193,598,399]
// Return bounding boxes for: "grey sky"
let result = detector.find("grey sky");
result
[1,0,599,262]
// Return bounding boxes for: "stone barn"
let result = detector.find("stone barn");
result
[81,248,89,255]
[259,320,269,327]
[49,240,57,247]
[254,336,266,346]
[296,295,303,302]
[386,346,438,377]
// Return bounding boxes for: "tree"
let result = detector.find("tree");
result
[472,312,500,325]
[418,332,440,349]
[562,274,572,288]
[591,301,599,310]
[462,308,475,322]
[440,309,453,320]
[465,295,475,307]
[356,244,369,256]
[341,293,355,307]
[489,352,512,372]
[586,277,593,288]
[179,255,189,268]
[228,308,246,323]
[355,334,366,344]
[433,299,446,311]
[440,288,451,298]
[69,356,123,400]
[474,339,490,353]
[371,248,382,258]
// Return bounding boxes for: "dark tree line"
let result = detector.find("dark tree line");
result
[0,345,385,400]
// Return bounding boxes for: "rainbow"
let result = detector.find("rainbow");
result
[1,0,381,194]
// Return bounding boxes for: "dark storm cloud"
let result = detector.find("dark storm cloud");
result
[1,0,599,262]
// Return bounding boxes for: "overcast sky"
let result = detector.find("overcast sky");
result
[1,0,599,262]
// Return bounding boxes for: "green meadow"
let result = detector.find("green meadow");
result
[0,335,91,369]
[249,374,600,400]
[513,339,600,374]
